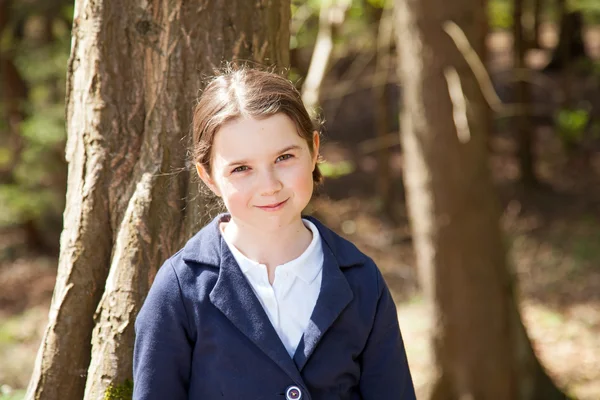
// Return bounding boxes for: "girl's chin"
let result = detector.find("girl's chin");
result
[244,212,303,228]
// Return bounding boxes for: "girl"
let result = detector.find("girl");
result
[133,67,415,400]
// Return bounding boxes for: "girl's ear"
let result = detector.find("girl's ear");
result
[311,131,320,168]
[195,162,221,197]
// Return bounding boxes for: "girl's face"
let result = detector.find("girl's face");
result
[197,113,319,232]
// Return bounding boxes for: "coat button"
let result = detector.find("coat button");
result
[285,385,302,400]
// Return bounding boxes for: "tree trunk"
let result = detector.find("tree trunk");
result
[26,1,290,400]
[514,0,537,185]
[531,0,543,49]
[544,3,588,72]
[395,0,567,399]
[301,0,350,113]
[373,5,395,218]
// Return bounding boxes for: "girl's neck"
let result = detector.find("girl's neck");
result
[221,215,313,273]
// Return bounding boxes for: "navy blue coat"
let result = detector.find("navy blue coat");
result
[133,214,415,400]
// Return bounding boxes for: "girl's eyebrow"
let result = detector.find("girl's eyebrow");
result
[275,144,302,154]
[225,145,302,168]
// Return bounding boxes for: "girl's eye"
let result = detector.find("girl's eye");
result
[232,166,249,173]
[276,154,293,162]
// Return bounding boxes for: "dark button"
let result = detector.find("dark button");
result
[285,385,302,400]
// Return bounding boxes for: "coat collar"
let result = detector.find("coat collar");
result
[181,213,364,377]
[181,213,368,268]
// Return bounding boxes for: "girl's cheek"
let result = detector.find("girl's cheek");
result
[222,178,254,205]
[287,163,314,192]
[229,175,256,194]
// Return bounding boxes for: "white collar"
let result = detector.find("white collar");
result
[222,219,323,284]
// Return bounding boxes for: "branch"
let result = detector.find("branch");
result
[442,20,503,112]
[442,21,559,120]
[444,66,471,143]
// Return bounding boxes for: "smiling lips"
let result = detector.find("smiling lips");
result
[256,199,288,211]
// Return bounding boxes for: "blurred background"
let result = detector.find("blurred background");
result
[0,0,599,398]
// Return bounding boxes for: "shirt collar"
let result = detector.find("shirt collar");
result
[221,219,323,284]
[180,213,367,268]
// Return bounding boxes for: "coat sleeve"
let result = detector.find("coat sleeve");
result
[359,267,416,400]
[133,259,193,400]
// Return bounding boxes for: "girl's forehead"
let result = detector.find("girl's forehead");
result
[213,114,306,158]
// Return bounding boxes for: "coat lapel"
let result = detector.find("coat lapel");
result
[293,242,354,371]
[187,214,364,377]
[209,237,304,385]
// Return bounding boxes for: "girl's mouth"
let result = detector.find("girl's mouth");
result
[256,199,288,211]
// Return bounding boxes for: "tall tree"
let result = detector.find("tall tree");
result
[514,0,537,185]
[301,0,351,112]
[26,1,290,400]
[530,0,544,49]
[395,0,567,399]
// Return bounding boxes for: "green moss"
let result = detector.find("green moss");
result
[104,379,133,400]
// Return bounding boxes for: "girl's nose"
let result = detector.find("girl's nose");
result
[259,169,283,196]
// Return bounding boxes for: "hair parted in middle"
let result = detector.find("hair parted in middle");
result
[191,66,323,185]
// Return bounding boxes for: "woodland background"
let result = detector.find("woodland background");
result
[0,0,599,399]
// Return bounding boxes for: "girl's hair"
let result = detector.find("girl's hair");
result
[191,66,323,184]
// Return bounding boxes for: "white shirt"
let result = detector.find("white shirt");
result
[221,219,324,358]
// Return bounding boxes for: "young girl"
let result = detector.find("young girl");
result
[133,67,415,400]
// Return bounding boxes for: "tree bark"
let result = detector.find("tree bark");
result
[514,0,537,185]
[26,1,290,400]
[301,0,350,114]
[373,5,394,218]
[544,2,588,72]
[531,0,543,49]
[395,0,567,398]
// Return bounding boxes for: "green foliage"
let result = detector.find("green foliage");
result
[364,0,388,8]
[320,160,355,178]
[0,390,26,400]
[488,0,512,30]
[0,325,16,345]
[573,0,600,23]
[0,185,60,226]
[290,1,319,50]
[0,147,11,168]
[0,309,40,345]
[487,0,600,29]
[20,104,65,147]
[0,2,72,231]
[554,108,590,150]
[104,380,134,400]
[290,0,384,50]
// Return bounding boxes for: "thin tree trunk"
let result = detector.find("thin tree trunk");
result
[26,1,290,399]
[556,0,571,104]
[531,0,543,48]
[395,0,567,398]
[301,0,350,114]
[373,4,394,217]
[514,0,537,185]
[545,1,588,73]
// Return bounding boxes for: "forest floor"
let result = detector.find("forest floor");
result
[1,26,600,399]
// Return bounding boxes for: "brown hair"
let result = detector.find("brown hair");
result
[191,67,323,184]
